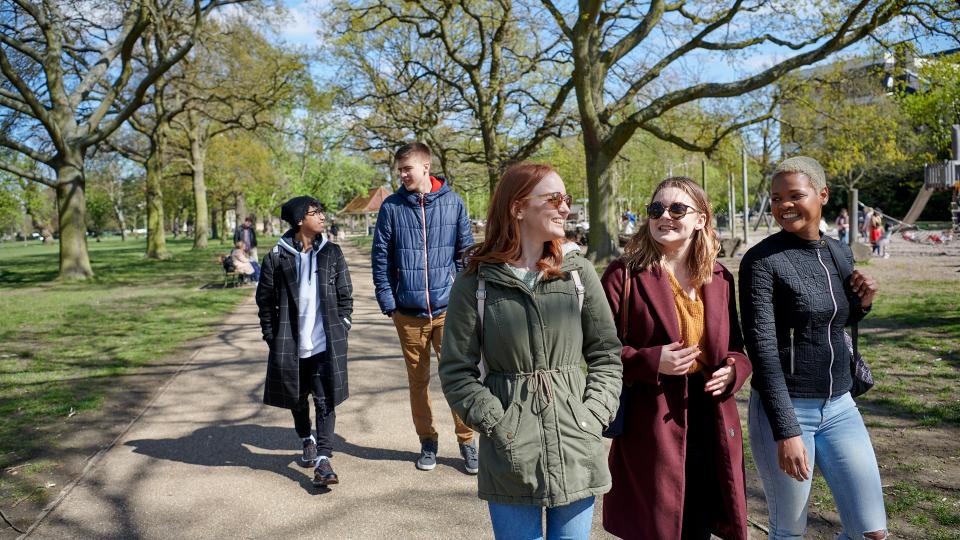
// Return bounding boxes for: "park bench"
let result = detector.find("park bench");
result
[217,254,249,288]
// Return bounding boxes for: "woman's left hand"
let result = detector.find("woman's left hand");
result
[850,270,878,308]
[705,357,736,396]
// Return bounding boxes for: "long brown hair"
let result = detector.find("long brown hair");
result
[465,163,565,278]
[622,176,719,288]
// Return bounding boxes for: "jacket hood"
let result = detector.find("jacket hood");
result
[275,229,328,285]
[397,175,450,205]
[478,243,583,287]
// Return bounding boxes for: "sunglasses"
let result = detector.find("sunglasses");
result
[646,201,700,220]
[524,192,572,209]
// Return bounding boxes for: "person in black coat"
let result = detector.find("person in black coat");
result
[256,196,353,488]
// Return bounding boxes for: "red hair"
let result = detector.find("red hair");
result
[465,163,565,278]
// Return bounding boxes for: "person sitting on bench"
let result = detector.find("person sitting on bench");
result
[231,239,260,282]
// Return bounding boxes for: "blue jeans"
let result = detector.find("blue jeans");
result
[749,392,887,539]
[488,496,594,540]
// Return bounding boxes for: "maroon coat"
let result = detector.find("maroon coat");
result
[600,260,752,540]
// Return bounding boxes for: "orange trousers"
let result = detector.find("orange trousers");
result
[392,311,473,445]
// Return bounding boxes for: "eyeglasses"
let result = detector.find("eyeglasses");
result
[646,201,700,220]
[305,210,325,220]
[524,192,572,209]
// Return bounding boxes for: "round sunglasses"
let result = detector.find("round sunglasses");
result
[524,192,572,209]
[646,201,700,220]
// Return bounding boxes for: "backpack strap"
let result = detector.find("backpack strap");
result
[476,271,585,382]
[476,278,488,382]
[570,269,585,311]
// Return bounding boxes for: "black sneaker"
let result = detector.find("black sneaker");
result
[416,439,438,471]
[459,441,479,474]
[313,458,338,487]
[299,437,318,468]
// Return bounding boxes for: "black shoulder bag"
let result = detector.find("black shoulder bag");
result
[824,240,875,398]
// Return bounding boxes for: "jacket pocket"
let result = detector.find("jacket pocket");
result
[565,395,603,441]
[490,401,522,450]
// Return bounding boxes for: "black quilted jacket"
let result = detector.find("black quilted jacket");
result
[739,231,869,440]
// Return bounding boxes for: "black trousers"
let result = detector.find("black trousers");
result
[682,372,718,540]
[291,351,336,457]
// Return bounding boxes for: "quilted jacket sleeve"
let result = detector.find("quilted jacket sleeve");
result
[371,203,396,315]
[739,252,800,440]
[454,197,474,272]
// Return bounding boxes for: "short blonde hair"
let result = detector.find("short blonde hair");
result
[773,156,826,191]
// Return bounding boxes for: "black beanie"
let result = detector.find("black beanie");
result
[280,196,321,227]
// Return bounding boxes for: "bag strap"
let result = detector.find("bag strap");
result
[823,239,860,359]
[570,269,585,311]
[477,278,488,382]
[619,263,631,340]
[476,270,586,382]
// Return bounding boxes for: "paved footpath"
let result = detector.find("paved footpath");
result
[28,244,615,539]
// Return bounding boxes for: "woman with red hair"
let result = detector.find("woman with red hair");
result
[440,163,623,539]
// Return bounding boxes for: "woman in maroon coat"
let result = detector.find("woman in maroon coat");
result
[601,177,752,540]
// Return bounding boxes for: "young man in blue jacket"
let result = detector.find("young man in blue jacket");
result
[371,142,477,474]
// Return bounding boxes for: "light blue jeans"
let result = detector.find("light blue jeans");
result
[488,496,594,540]
[749,391,887,539]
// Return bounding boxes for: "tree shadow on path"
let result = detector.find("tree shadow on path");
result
[125,424,464,494]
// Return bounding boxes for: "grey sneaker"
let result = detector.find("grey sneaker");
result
[459,441,478,474]
[416,439,438,471]
[299,437,318,467]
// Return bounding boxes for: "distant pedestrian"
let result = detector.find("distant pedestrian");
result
[835,208,849,244]
[740,157,885,539]
[870,211,884,256]
[439,162,622,540]
[256,196,353,488]
[234,216,258,262]
[371,142,478,473]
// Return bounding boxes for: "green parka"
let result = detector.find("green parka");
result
[439,248,623,507]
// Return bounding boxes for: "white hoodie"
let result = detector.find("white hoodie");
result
[277,234,328,359]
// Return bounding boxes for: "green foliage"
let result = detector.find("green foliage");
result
[780,65,921,189]
[896,52,960,160]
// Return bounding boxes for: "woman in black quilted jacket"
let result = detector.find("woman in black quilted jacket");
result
[739,157,887,540]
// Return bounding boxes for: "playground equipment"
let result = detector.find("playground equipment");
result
[905,124,960,231]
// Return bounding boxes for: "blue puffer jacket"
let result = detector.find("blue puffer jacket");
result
[371,177,474,318]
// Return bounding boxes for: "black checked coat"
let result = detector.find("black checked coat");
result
[256,234,353,409]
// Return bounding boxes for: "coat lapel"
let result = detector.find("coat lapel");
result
[639,267,681,343]
[700,265,725,368]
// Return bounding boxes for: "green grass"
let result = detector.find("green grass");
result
[0,236,253,472]
[350,234,373,250]
[856,279,960,428]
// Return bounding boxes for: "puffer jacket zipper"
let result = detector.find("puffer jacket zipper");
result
[419,193,433,322]
[815,245,838,397]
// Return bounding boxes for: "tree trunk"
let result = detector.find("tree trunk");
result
[54,159,94,279]
[145,145,170,259]
[220,202,228,245]
[190,126,209,249]
[583,141,619,263]
[210,202,219,240]
[235,192,247,227]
